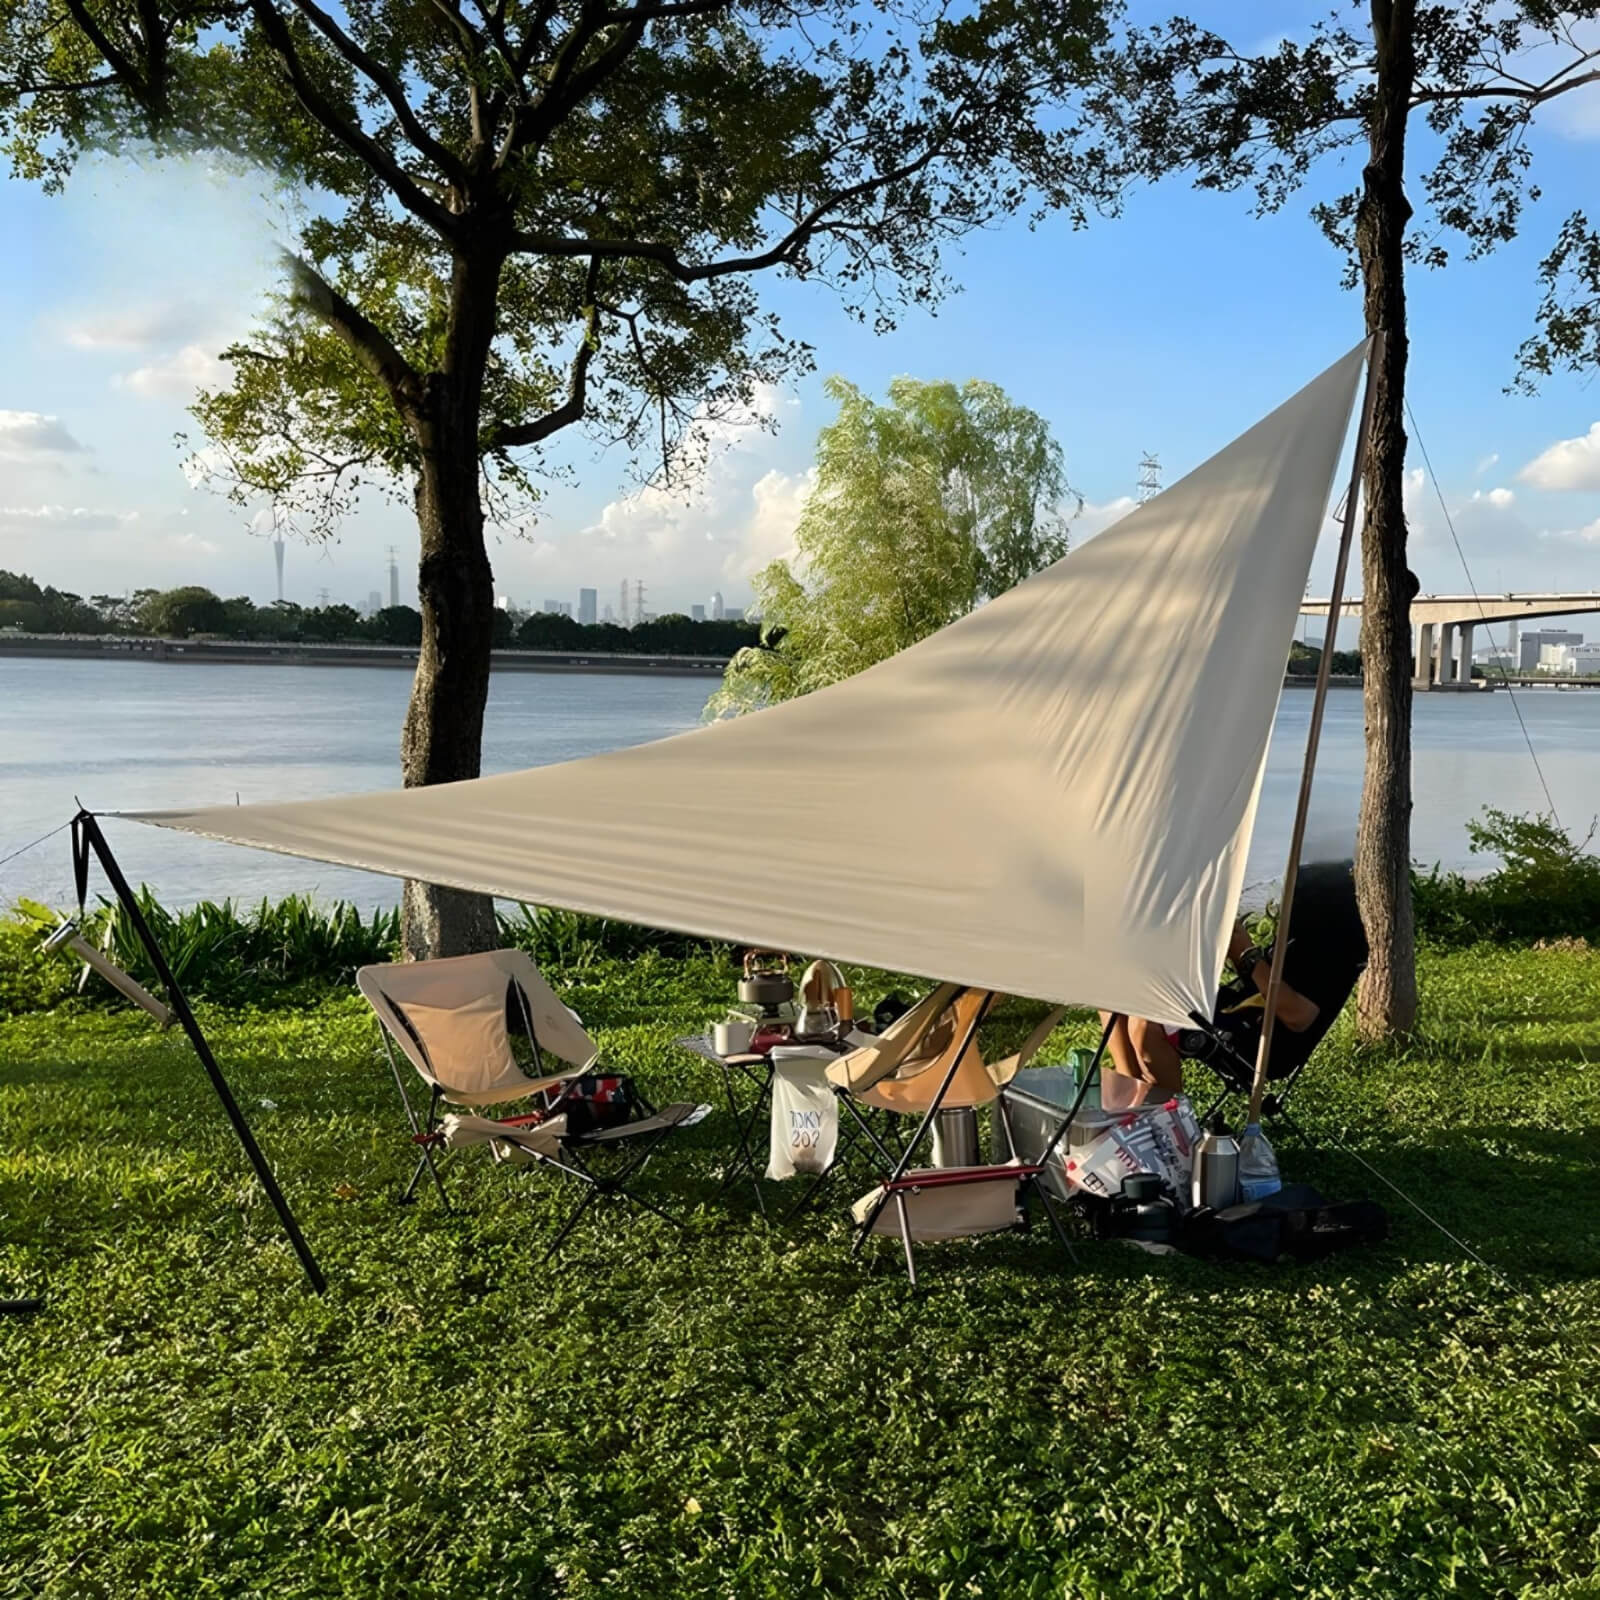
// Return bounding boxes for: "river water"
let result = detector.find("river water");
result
[3,657,1597,911]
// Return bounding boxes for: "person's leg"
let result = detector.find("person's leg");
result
[1126,1016,1184,1096]
[1099,1012,1155,1107]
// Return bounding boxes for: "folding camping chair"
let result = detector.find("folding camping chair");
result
[357,949,707,1255]
[825,985,1073,1285]
[1181,862,1369,1141]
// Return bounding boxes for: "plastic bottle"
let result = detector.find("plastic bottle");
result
[1068,1046,1101,1111]
[1191,1116,1240,1210]
[1237,1121,1282,1202]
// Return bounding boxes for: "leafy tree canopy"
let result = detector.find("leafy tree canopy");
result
[708,374,1076,715]
[1,0,1124,535]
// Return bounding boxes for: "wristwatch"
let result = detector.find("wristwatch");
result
[1235,945,1268,985]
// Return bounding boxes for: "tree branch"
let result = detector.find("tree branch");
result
[1413,62,1600,106]
[250,0,461,237]
[281,251,425,415]
[509,143,946,279]
[491,260,602,447]
[58,0,144,105]
[283,0,470,185]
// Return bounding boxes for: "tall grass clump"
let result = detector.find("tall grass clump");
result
[1413,808,1600,947]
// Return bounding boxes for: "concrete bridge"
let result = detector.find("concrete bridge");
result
[1301,592,1600,689]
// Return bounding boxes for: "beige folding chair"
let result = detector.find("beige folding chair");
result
[358,949,706,1253]
[827,986,1072,1284]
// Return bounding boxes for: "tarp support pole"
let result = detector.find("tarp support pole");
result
[1248,334,1384,1124]
[71,810,327,1295]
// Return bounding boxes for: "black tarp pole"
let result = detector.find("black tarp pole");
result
[72,811,327,1294]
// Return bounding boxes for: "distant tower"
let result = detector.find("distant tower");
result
[387,545,400,610]
[1136,453,1162,505]
[316,587,331,607]
[1506,619,1519,667]
[618,579,631,627]
[578,587,598,626]
[709,590,725,621]
[272,534,285,602]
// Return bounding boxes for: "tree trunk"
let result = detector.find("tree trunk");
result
[1353,0,1418,1040]
[400,249,504,961]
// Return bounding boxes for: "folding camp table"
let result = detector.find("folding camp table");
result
[674,1034,775,1216]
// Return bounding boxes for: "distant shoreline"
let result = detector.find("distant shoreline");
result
[0,632,728,677]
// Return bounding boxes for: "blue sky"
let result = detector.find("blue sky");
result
[3,5,1599,634]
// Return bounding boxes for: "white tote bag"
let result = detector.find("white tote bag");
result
[767,1048,840,1180]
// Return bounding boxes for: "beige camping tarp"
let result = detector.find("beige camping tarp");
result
[124,345,1366,1027]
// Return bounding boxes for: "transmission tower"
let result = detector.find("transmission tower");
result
[316,587,331,607]
[386,546,400,609]
[1136,452,1162,504]
[272,534,285,602]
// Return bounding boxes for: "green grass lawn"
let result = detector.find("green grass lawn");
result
[1,943,1597,1599]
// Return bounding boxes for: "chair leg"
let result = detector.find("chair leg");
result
[541,1185,601,1262]
[893,1191,917,1286]
[614,1187,684,1230]
[1031,1176,1079,1266]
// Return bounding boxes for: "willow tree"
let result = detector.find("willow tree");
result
[1099,1,1600,1039]
[709,375,1075,714]
[3,0,1119,955]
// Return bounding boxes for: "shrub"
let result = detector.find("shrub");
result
[1413,808,1600,946]
[3,894,726,1013]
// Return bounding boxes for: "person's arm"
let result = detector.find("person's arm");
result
[1226,920,1320,1032]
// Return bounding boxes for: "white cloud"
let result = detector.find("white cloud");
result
[1539,516,1600,546]
[0,410,84,457]
[1070,495,1138,544]
[720,467,814,583]
[1471,486,1515,509]
[61,304,212,352]
[0,504,137,532]
[1519,422,1600,491]
[113,344,229,398]
[1473,452,1499,476]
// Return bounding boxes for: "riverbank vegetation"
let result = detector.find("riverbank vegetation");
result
[0,571,760,659]
[2,933,1597,1597]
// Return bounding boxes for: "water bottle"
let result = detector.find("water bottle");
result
[1068,1046,1101,1111]
[1191,1117,1240,1210]
[1237,1121,1282,1202]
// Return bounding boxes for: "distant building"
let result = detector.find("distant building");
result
[1522,628,1582,671]
[708,591,725,620]
[690,604,705,622]
[365,590,383,616]
[1568,642,1600,675]
[1475,647,1515,674]
[387,551,399,609]
[578,587,598,626]
[724,606,743,623]
[602,603,614,623]
[542,598,573,617]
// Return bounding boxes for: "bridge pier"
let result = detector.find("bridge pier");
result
[1436,623,1456,688]
[1413,620,1434,687]
[1455,623,1474,684]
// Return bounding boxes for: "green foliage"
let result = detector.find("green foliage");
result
[1413,808,1600,947]
[1,942,1598,1596]
[135,584,228,638]
[709,375,1076,715]
[2,893,725,1013]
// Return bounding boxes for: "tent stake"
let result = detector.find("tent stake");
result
[1248,333,1384,1124]
[72,811,327,1294]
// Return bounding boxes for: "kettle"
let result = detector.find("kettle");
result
[737,950,794,1011]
